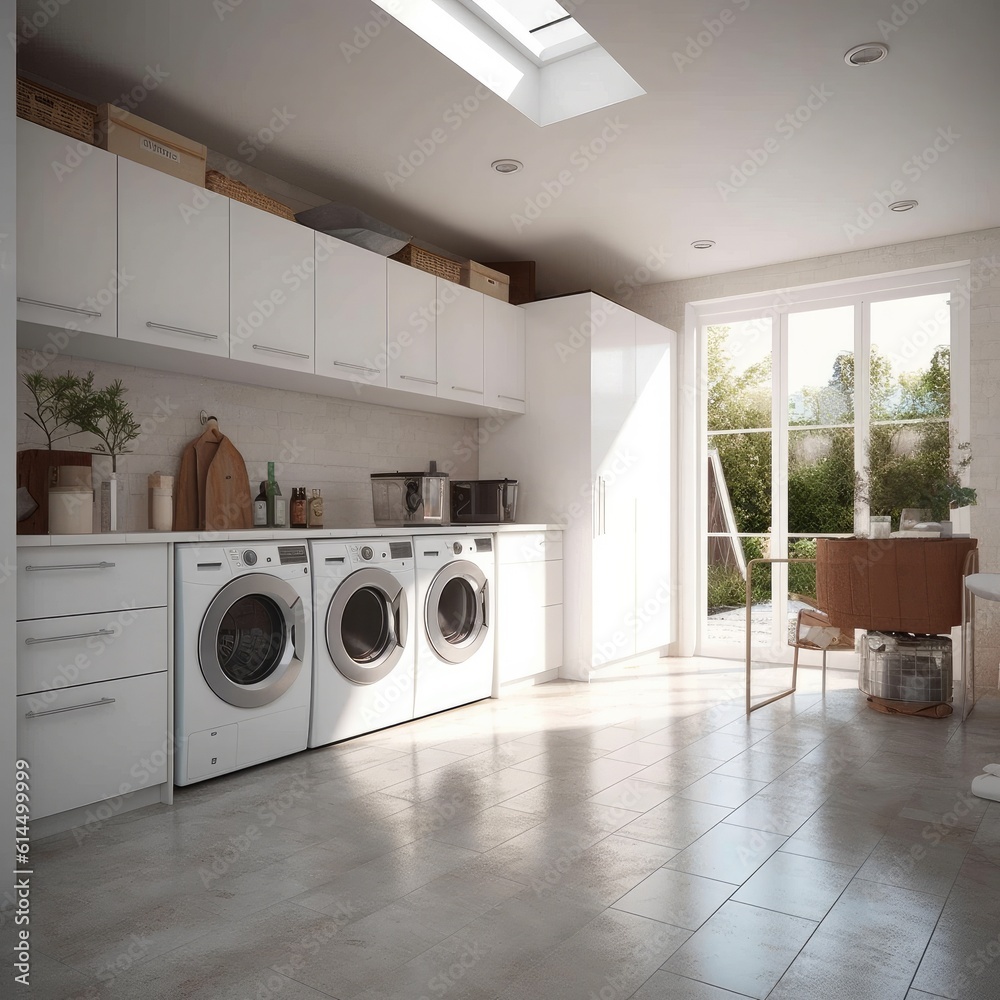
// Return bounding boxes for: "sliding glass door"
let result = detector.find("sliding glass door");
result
[700,284,958,659]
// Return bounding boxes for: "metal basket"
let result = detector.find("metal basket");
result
[858,631,952,703]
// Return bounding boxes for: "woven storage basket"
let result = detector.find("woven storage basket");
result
[17,78,96,143]
[391,244,462,283]
[205,170,296,222]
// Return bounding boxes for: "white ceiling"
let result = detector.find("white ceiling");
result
[15,0,1000,299]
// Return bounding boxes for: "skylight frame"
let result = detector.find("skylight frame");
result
[457,0,599,66]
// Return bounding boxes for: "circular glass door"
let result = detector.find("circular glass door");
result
[199,574,304,708]
[326,568,408,684]
[425,562,488,664]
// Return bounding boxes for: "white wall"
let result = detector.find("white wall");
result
[16,350,479,529]
[1,0,16,893]
[631,227,1000,686]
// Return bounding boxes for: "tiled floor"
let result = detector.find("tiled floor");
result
[4,657,1000,1000]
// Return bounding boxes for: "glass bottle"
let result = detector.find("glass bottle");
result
[253,481,268,527]
[307,489,324,528]
[291,487,307,529]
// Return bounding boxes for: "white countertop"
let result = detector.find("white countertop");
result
[17,524,564,546]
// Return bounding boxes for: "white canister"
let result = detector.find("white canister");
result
[148,473,174,531]
[49,487,94,535]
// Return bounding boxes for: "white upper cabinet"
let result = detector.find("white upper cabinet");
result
[117,157,230,357]
[386,259,438,397]
[16,119,118,338]
[436,278,484,404]
[484,296,526,413]
[315,234,387,385]
[229,201,314,373]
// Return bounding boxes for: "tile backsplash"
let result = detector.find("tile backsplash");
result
[17,349,479,530]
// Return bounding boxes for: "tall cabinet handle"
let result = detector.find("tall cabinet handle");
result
[146,321,219,341]
[254,344,311,360]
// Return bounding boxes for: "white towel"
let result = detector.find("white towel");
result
[971,773,1000,802]
[983,763,1000,777]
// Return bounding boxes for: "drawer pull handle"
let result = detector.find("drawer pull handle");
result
[18,297,102,318]
[25,561,116,572]
[146,321,219,341]
[25,697,115,719]
[499,394,525,402]
[334,361,380,373]
[400,375,438,385]
[25,628,115,646]
[451,386,484,394]
[253,344,311,360]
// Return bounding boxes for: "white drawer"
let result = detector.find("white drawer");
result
[497,600,563,683]
[500,560,564,611]
[16,606,168,696]
[16,671,169,820]
[496,531,563,565]
[18,544,168,620]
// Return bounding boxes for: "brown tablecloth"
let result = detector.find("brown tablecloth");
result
[816,537,977,635]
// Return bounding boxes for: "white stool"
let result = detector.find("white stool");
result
[961,554,1000,720]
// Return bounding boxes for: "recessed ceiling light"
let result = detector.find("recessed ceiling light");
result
[844,42,889,66]
[691,239,715,250]
[889,199,918,212]
[492,159,523,174]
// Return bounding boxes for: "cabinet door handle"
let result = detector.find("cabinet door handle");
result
[146,321,219,341]
[499,394,525,402]
[25,697,115,719]
[25,628,115,646]
[253,344,311,360]
[334,361,380,373]
[18,297,102,318]
[451,386,484,394]
[600,476,607,536]
[25,561,116,572]
[400,375,438,385]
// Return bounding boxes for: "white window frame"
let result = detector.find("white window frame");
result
[686,263,972,660]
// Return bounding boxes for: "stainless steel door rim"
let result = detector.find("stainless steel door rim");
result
[424,561,489,664]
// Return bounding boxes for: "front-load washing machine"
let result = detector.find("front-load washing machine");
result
[413,534,495,718]
[309,537,416,747]
[174,542,311,785]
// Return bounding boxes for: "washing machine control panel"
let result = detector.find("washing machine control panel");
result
[347,541,412,566]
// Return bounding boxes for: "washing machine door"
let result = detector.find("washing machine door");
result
[326,568,408,684]
[425,561,489,664]
[199,574,305,709]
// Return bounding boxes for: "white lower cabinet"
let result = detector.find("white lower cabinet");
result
[495,531,564,686]
[17,672,169,820]
[16,543,171,823]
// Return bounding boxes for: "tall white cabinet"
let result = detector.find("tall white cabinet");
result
[479,293,675,681]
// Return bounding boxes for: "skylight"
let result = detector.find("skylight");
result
[458,0,598,65]
[371,0,645,126]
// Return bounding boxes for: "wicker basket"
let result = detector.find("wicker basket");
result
[205,170,296,222]
[391,244,462,283]
[17,78,96,143]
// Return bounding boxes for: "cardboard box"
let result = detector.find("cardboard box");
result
[481,260,536,304]
[97,104,207,186]
[461,260,510,302]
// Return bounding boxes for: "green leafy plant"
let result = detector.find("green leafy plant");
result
[71,379,141,473]
[21,370,98,449]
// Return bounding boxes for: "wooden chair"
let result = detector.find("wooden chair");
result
[745,557,855,714]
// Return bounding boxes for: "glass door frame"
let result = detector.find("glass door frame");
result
[691,264,972,661]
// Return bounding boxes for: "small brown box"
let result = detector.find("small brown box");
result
[461,261,510,302]
[96,104,207,186]
[482,260,536,304]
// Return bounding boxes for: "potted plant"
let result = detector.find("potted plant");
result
[17,371,99,534]
[70,379,142,531]
[855,433,976,534]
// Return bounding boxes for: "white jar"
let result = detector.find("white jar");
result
[49,487,94,534]
[148,473,174,531]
